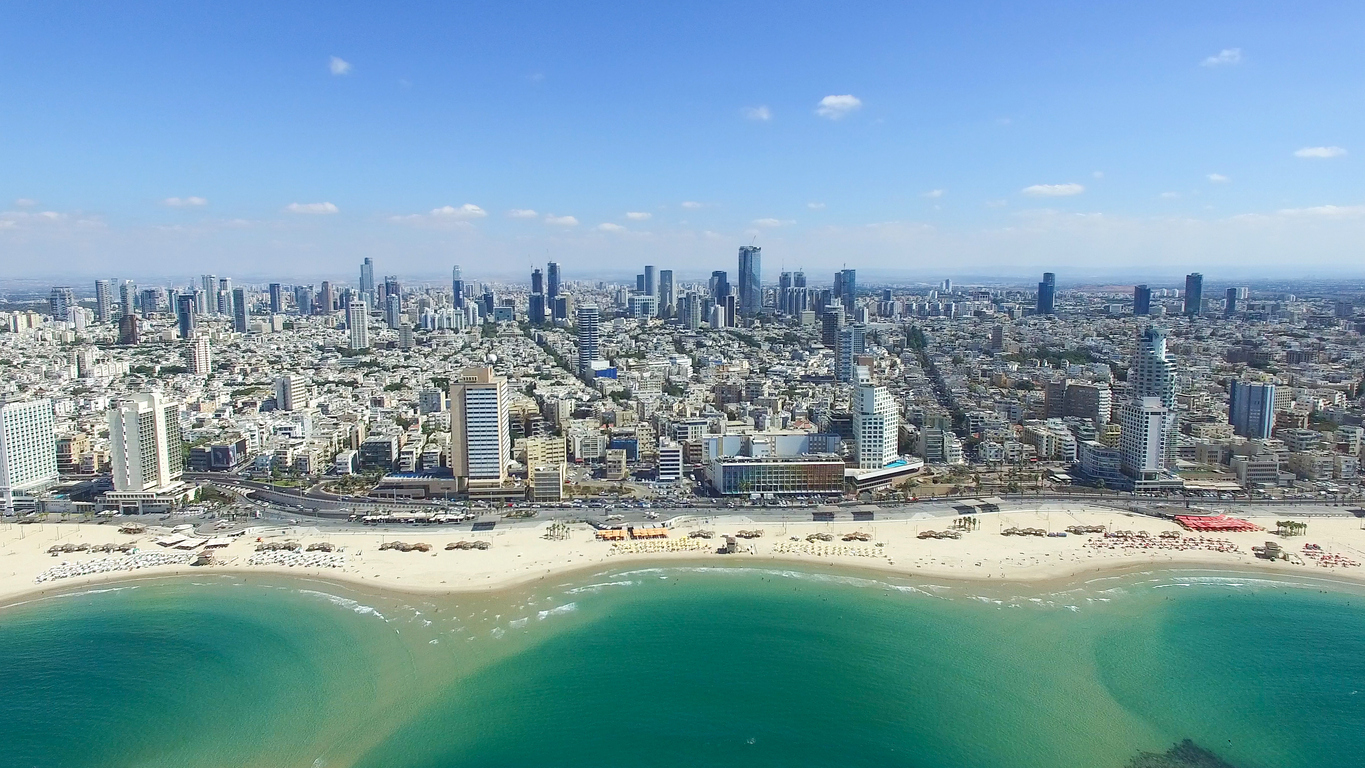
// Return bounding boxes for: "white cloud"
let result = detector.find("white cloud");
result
[13,198,37,208]
[285,202,338,214]
[1022,183,1084,197]
[507,209,539,219]
[329,56,351,75]
[625,211,652,221]
[752,218,792,227]
[680,201,703,209]
[430,203,487,219]
[1201,48,1242,67]
[544,214,579,227]
[807,202,826,209]
[1294,146,1347,159]
[1207,173,1229,183]
[1276,204,1365,218]
[163,196,207,207]
[742,105,772,121]
[1160,192,1181,199]
[922,189,944,199]
[815,94,862,120]
[595,223,626,232]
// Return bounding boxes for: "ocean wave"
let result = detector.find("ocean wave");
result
[509,617,529,628]
[537,602,578,620]
[53,585,139,599]
[565,580,638,595]
[297,589,386,620]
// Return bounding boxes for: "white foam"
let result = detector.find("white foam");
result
[537,602,578,620]
[297,589,386,620]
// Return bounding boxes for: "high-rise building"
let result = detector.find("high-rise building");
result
[528,293,547,325]
[836,323,866,383]
[319,281,334,314]
[274,375,305,412]
[188,336,212,375]
[531,268,544,295]
[778,272,793,315]
[385,293,402,329]
[94,279,113,323]
[108,392,183,493]
[118,314,139,345]
[658,269,674,317]
[1184,273,1203,316]
[49,286,75,322]
[347,300,370,349]
[710,270,729,301]
[1120,397,1170,481]
[1133,285,1151,316]
[552,295,570,323]
[451,265,464,309]
[1223,287,1238,319]
[738,246,761,317]
[835,268,856,312]
[0,399,58,511]
[1128,326,1178,474]
[576,304,600,376]
[682,291,701,331]
[644,265,657,297]
[268,283,283,315]
[821,306,844,348]
[1228,381,1275,439]
[120,281,138,318]
[546,262,561,298]
[175,293,196,339]
[853,380,898,470]
[449,367,510,489]
[232,288,248,333]
[1036,272,1056,315]
[360,257,375,299]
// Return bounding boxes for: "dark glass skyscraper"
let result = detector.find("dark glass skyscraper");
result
[531,268,543,295]
[738,246,761,317]
[546,262,560,298]
[451,265,464,309]
[175,293,196,339]
[1184,273,1203,316]
[1037,272,1056,315]
[1223,287,1238,319]
[268,283,283,315]
[1133,284,1151,315]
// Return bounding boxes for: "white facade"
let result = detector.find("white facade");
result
[274,375,305,411]
[1119,397,1168,479]
[450,367,509,487]
[0,399,58,510]
[347,300,370,350]
[108,392,183,493]
[188,335,212,375]
[853,382,898,469]
[657,439,683,481]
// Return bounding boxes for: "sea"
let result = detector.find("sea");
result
[2,564,1363,768]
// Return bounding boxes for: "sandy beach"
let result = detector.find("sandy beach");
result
[4,506,1365,606]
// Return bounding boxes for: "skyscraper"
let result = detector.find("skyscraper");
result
[1184,273,1203,316]
[531,268,544,295]
[1120,397,1171,482]
[188,335,212,374]
[360,257,375,299]
[546,262,561,298]
[528,293,546,325]
[576,304,600,376]
[1228,381,1275,439]
[710,270,729,301]
[175,293,196,339]
[319,281,334,315]
[48,286,75,322]
[232,288,248,333]
[268,283,283,315]
[1133,285,1151,316]
[449,367,510,489]
[1223,287,1238,319]
[821,306,844,348]
[738,246,761,317]
[120,281,138,318]
[836,323,867,382]
[451,265,464,309]
[835,268,856,312]
[778,272,793,315]
[94,279,113,324]
[644,265,657,297]
[108,392,183,493]
[853,380,898,470]
[658,269,674,317]
[682,291,701,331]
[200,275,216,308]
[347,300,370,349]
[0,399,58,511]
[1128,326,1178,473]
[1037,272,1056,315]
[385,293,402,329]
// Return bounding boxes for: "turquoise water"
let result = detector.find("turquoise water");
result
[2,567,1364,768]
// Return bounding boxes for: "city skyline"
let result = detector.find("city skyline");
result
[2,2,1363,277]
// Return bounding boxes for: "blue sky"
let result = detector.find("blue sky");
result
[1,1,1362,281]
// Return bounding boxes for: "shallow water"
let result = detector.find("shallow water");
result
[2,567,1363,768]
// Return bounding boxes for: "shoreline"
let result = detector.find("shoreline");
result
[5,506,1365,610]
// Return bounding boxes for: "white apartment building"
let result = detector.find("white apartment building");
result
[853,381,898,469]
[449,367,509,488]
[0,399,58,511]
[347,300,370,350]
[107,392,188,508]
